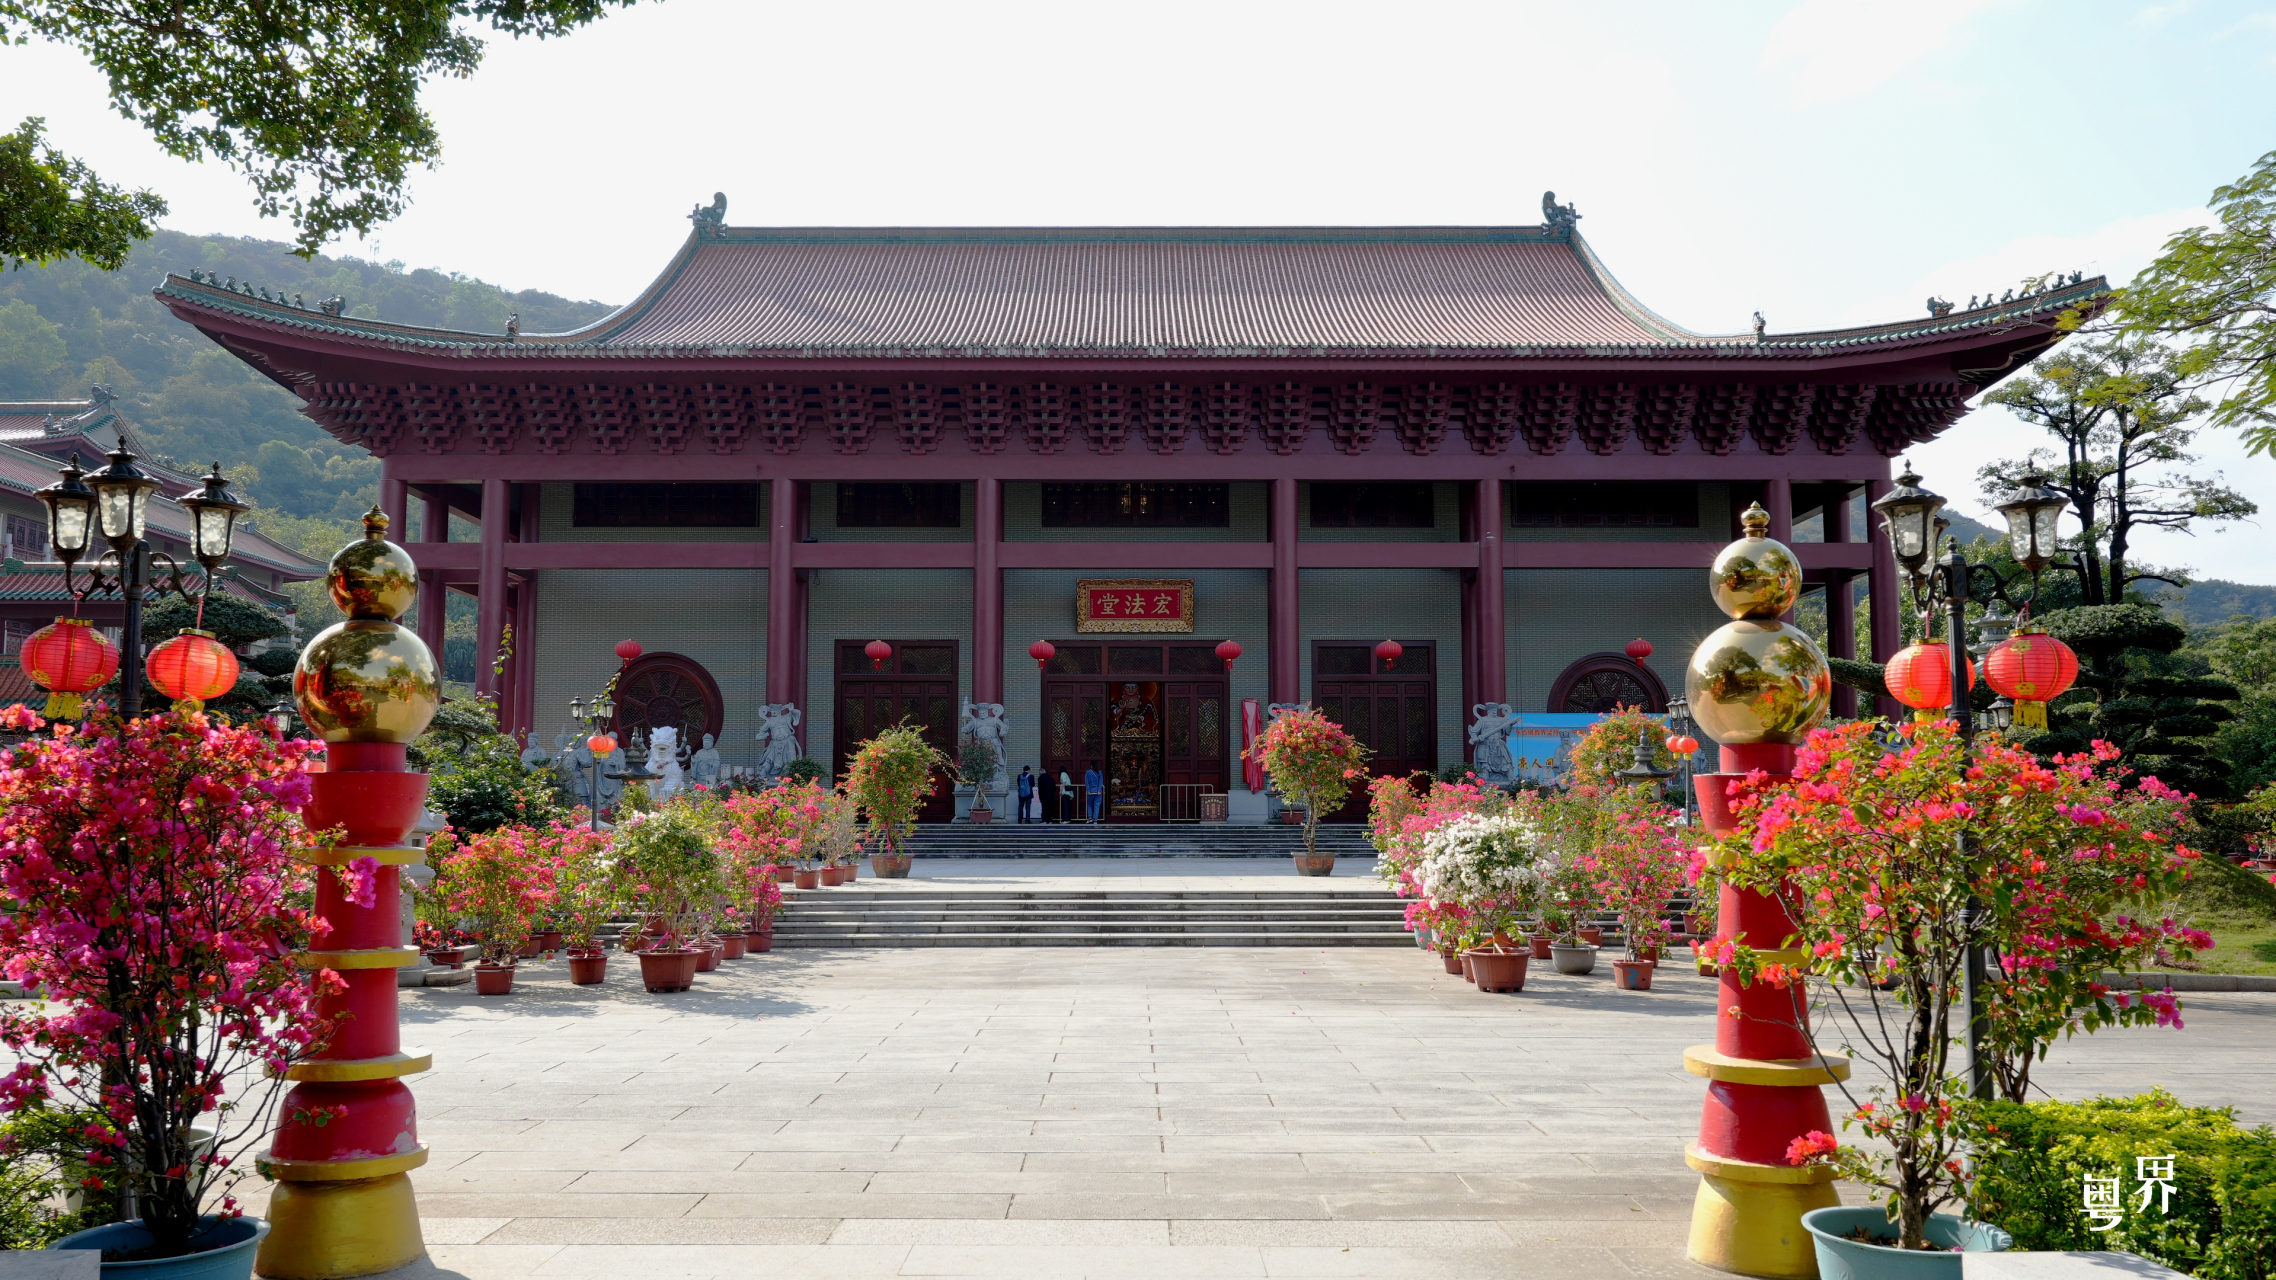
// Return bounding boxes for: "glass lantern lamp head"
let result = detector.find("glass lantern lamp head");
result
[1870,462,1947,580]
[1985,696,2015,732]
[569,696,586,725]
[179,462,248,571]
[87,435,161,554]
[1995,474,2067,576]
[267,698,294,739]
[34,454,98,567]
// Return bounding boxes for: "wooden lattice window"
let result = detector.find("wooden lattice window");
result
[836,483,961,528]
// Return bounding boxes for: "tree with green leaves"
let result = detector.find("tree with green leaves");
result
[2032,603,2240,801]
[1980,338,2255,606]
[0,0,635,264]
[2118,148,2276,457]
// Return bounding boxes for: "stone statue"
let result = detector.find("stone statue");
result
[690,191,728,230]
[519,735,551,771]
[1466,703,1520,787]
[1926,296,1953,318]
[1752,311,1767,342]
[1540,191,1580,240]
[319,295,345,316]
[691,733,722,788]
[563,734,623,811]
[960,699,1009,797]
[505,312,520,340]
[651,725,685,799]
[754,703,804,778]
[1264,701,1310,723]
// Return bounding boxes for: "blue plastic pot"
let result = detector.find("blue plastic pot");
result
[48,1215,269,1279]
[1800,1206,2010,1278]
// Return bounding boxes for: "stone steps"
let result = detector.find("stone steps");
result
[773,888,1413,948]
[897,823,1378,859]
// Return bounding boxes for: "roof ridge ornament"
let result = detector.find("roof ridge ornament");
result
[690,191,727,238]
[1541,190,1580,241]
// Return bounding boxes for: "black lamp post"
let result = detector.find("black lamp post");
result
[1869,462,2081,1102]
[34,442,247,719]
[569,690,619,832]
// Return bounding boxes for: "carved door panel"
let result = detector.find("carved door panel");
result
[1313,642,1435,822]
[1043,680,1108,819]
[1161,681,1228,795]
[834,641,958,824]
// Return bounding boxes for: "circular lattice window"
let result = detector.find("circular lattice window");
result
[611,652,726,745]
[1547,652,1668,714]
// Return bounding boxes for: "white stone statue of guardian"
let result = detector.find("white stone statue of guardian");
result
[754,703,804,779]
[959,699,1010,799]
[650,724,685,799]
[1467,702,1521,787]
[690,732,723,789]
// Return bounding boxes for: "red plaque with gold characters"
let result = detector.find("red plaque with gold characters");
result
[1076,579,1194,633]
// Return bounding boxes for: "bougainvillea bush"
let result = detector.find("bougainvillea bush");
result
[538,823,618,952]
[846,725,945,860]
[1251,708,1371,859]
[721,779,828,883]
[1587,807,1695,959]
[612,801,725,948]
[1370,773,1519,946]
[0,708,335,1258]
[429,823,560,965]
[1716,720,2206,1250]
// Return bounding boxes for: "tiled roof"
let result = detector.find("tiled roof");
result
[0,658,37,712]
[0,564,298,608]
[151,224,2112,364]
[0,443,322,579]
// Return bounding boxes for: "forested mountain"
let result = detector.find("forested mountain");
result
[2162,580,2276,625]
[0,229,616,522]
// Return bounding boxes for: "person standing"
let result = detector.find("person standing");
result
[1058,767,1075,823]
[1084,761,1104,824]
[1016,765,1035,823]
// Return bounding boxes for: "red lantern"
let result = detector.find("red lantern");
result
[145,628,240,713]
[614,639,643,663]
[1028,639,1056,673]
[1884,642,1971,721]
[19,617,120,719]
[1666,734,1699,755]
[865,639,893,671]
[1984,624,2078,730]
[1625,637,1653,665]
[589,734,617,756]
[1215,639,1242,674]
[1373,639,1403,672]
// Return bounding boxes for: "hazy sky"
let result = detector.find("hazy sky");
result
[6,0,2272,581]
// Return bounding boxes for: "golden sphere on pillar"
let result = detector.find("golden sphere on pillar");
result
[1684,502,1832,746]
[293,508,440,745]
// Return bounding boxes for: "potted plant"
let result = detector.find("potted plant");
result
[1593,808,1693,991]
[431,824,555,994]
[958,738,999,825]
[1412,808,1545,994]
[549,822,620,986]
[848,724,947,879]
[1719,721,2202,1264]
[612,804,724,993]
[0,709,330,1273]
[1249,708,1371,875]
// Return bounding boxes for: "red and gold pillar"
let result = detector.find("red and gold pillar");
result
[1679,503,1843,1279]
[261,509,441,1279]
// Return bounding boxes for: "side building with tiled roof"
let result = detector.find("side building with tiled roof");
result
[147,198,2098,819]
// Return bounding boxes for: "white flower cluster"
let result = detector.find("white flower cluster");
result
[1414,812,1549,909]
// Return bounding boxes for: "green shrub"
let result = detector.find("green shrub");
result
[426,734,566,834]
[1972,1089,2276,1279]
[0,1103,114,1248]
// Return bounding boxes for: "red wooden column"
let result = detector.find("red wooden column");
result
[767,476,797,705]
[973,477,1003,704]
[475,478,509,701]
[415,491,447,659]
[1474,478,1504,705]
[380,479,408,545]
[1866,475,1903,720]
[1269,477,1299,704]
[1826,489,1856,718]
[1764,479,1795,624]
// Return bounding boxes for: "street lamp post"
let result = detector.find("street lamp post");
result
[569,690,619,832]
[34,442,247,719]
[1869,463,2080,1102]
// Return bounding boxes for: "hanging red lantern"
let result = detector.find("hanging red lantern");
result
[1028,639,1056,674]
[1625,638,1654,665]
[145,628,240,713]
[1215,639,1242,674]
[1665,734,1700,755]
[1983,623,2078,730]
[865,639,893,671]
[589,734,617,756]
[1884,642,1971,721]
[18,617,120,719]
[614,639,643,663]
[1373,639,1403,672]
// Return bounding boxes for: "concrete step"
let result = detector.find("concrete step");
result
[894,824,1378,859]
[771,884,1412,948]
[775,930,1417,948]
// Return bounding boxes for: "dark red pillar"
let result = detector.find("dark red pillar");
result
[973,477,1003,704]
[415,491,447,660]
[767,476,797,705]
[1765,478,1795,624]
[1474,478,1504,706]
[475,478,508,702]
[1270,477,1299,704]
[1866,474,1903,721]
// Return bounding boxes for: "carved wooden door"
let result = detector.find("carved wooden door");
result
[1312,642,1435,822]
[834,641,958,824]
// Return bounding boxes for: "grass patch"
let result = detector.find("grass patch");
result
[2173,855,2276,977]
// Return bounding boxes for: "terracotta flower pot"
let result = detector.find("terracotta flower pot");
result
[970,807,994,825]
[872,854,913,879]
[1279,809,1306,825]
[473,962,515,995]
[1460,951,1476,983]
[1291,854,1336,877]
[1634,944,1662,964]
[846,860,860,879]
[515,937,541,959]
[1470,947,1529,993]
[745,930,773,953]
[794,870,820,890]
[1438,947,1461,975]
[1578,927,1603,946]
[695,943,719,972]
[568,952,608,985]
[537,929,565,951]
[1612,958,1657,990]
[637,948,701,993]
[424,949,462,970]
[821,866,848,887]
[720,932,746,959]
[1528,935,1554,960]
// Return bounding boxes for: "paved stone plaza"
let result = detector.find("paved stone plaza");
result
[242,861,2273,1280]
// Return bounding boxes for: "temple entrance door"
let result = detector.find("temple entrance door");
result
[1040,642,1228,821]
[1312,641,1436,822]
[834,640,958,824]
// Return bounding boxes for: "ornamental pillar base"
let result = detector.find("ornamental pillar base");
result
[1684,1146,1841,1279]
[257,1174,424,1280]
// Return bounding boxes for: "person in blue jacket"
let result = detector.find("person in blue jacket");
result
[1083,762,1104,824]
[1016,765,1035,823]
